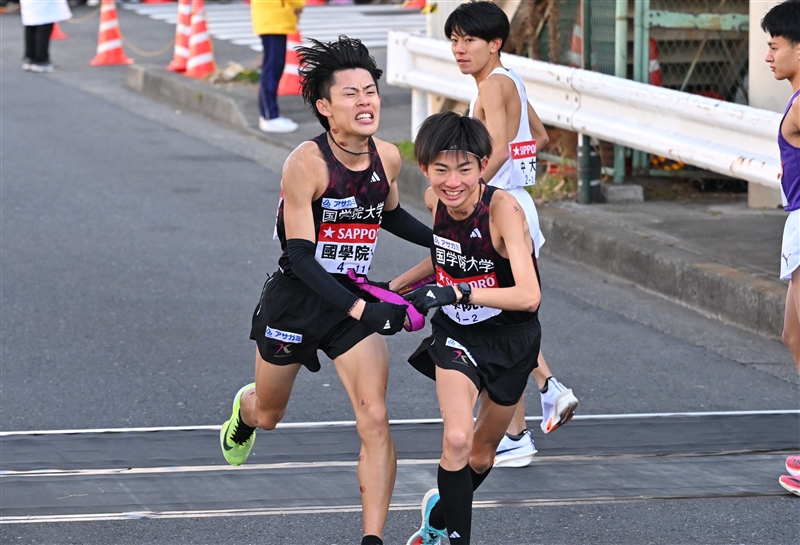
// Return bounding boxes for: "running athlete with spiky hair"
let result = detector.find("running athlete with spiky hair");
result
[219,37,433,545]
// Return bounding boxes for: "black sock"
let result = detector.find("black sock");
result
[434,464,473,544]
[361,536,383,545]
[506,429,527,441]
[470,465,491,490]
[429,463,492,531]
[540,376,553,394]
[231,408,256,443]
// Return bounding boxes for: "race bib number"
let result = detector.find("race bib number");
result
[510,139,536,187]
[316,223,379,275]
[437,267,501,325]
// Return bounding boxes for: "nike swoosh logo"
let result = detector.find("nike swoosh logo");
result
[496,445,527,455]
[221,421,235,451]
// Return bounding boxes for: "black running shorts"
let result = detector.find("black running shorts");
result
[250,271,377,372]
[408,310,540,406]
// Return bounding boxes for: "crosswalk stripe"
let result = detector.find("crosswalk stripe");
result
[122,1,426,51]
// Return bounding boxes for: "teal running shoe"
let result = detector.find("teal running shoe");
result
[220,383,256,466]
[406,488,447,545]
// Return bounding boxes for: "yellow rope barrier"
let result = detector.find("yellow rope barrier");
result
[65,7,101,24]
[121,36,175,58]
[5,2,173,58]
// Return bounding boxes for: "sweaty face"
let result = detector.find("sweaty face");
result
[450,32,501,75]
[317,68,380,137]
[765,35,800,82]
[423,151,485,213]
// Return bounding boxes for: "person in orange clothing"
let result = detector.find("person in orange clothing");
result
[251,0,304,133]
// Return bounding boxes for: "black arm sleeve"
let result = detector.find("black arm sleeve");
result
[380,205,433,248]
[287,239,359,313]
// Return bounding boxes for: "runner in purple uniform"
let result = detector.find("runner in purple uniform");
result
[219,37,433,545]
[762,0,800,498]
[394,111,542,545]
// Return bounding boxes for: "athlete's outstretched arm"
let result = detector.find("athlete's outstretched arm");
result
[376,140,433,247]
[281,144,359,311]
[477,191,541,312]
[281,144,406,333]
[389,257,435,292]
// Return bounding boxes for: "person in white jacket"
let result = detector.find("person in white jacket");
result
[19,0,71,72]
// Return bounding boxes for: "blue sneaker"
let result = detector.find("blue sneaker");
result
[406,488,447,545]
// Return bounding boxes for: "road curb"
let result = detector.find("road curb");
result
[537,206,785,339]
[127,65,785,340]
[126,65,250,133]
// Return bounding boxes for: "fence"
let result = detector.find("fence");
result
[508,0,749,102]
[386,30,780,190]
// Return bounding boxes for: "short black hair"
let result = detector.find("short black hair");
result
[444,1,510,53]
[414,111,493,167]
[296,36,383,130]
[761,0,800,46]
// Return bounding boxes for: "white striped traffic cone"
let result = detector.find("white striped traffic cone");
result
[90,0,133,66]
[185,0,216,79]
[277,32,302,96]
[167,0,192,72]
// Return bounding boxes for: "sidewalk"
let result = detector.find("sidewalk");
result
[22,3,789,340]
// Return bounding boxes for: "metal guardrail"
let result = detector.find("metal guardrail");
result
[386,31,781,190]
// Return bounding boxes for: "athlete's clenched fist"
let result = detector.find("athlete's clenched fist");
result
[359,301,407,335]
[404,285,458,314]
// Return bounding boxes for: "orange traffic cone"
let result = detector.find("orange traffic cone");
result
[185,0,216,78]
[51,22,69,40]
[90,0,133,66]
[402,0,425,8]
[166,0,191,72]
[277,32,302,96]
[566,6,596,70]
[648,38,663,86]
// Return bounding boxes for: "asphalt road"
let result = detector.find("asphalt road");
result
[1,7,798,544]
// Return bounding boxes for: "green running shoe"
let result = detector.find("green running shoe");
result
[220,383,256,466]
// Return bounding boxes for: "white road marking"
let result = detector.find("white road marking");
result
[2,409,796,437]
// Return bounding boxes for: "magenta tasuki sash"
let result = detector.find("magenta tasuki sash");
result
[347,269,432,331]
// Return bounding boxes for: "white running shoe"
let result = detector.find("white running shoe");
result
[259,116,298,133]
[493,429,537,468]
[540,377,578,434]
[29,63,55,74]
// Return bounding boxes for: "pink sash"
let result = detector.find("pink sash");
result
[347,269,433,331]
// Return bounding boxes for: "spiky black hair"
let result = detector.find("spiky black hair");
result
[296,36,383,130]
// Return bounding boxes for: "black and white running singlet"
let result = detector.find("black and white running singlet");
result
[431,183,537,327]
[275,132,390,278]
